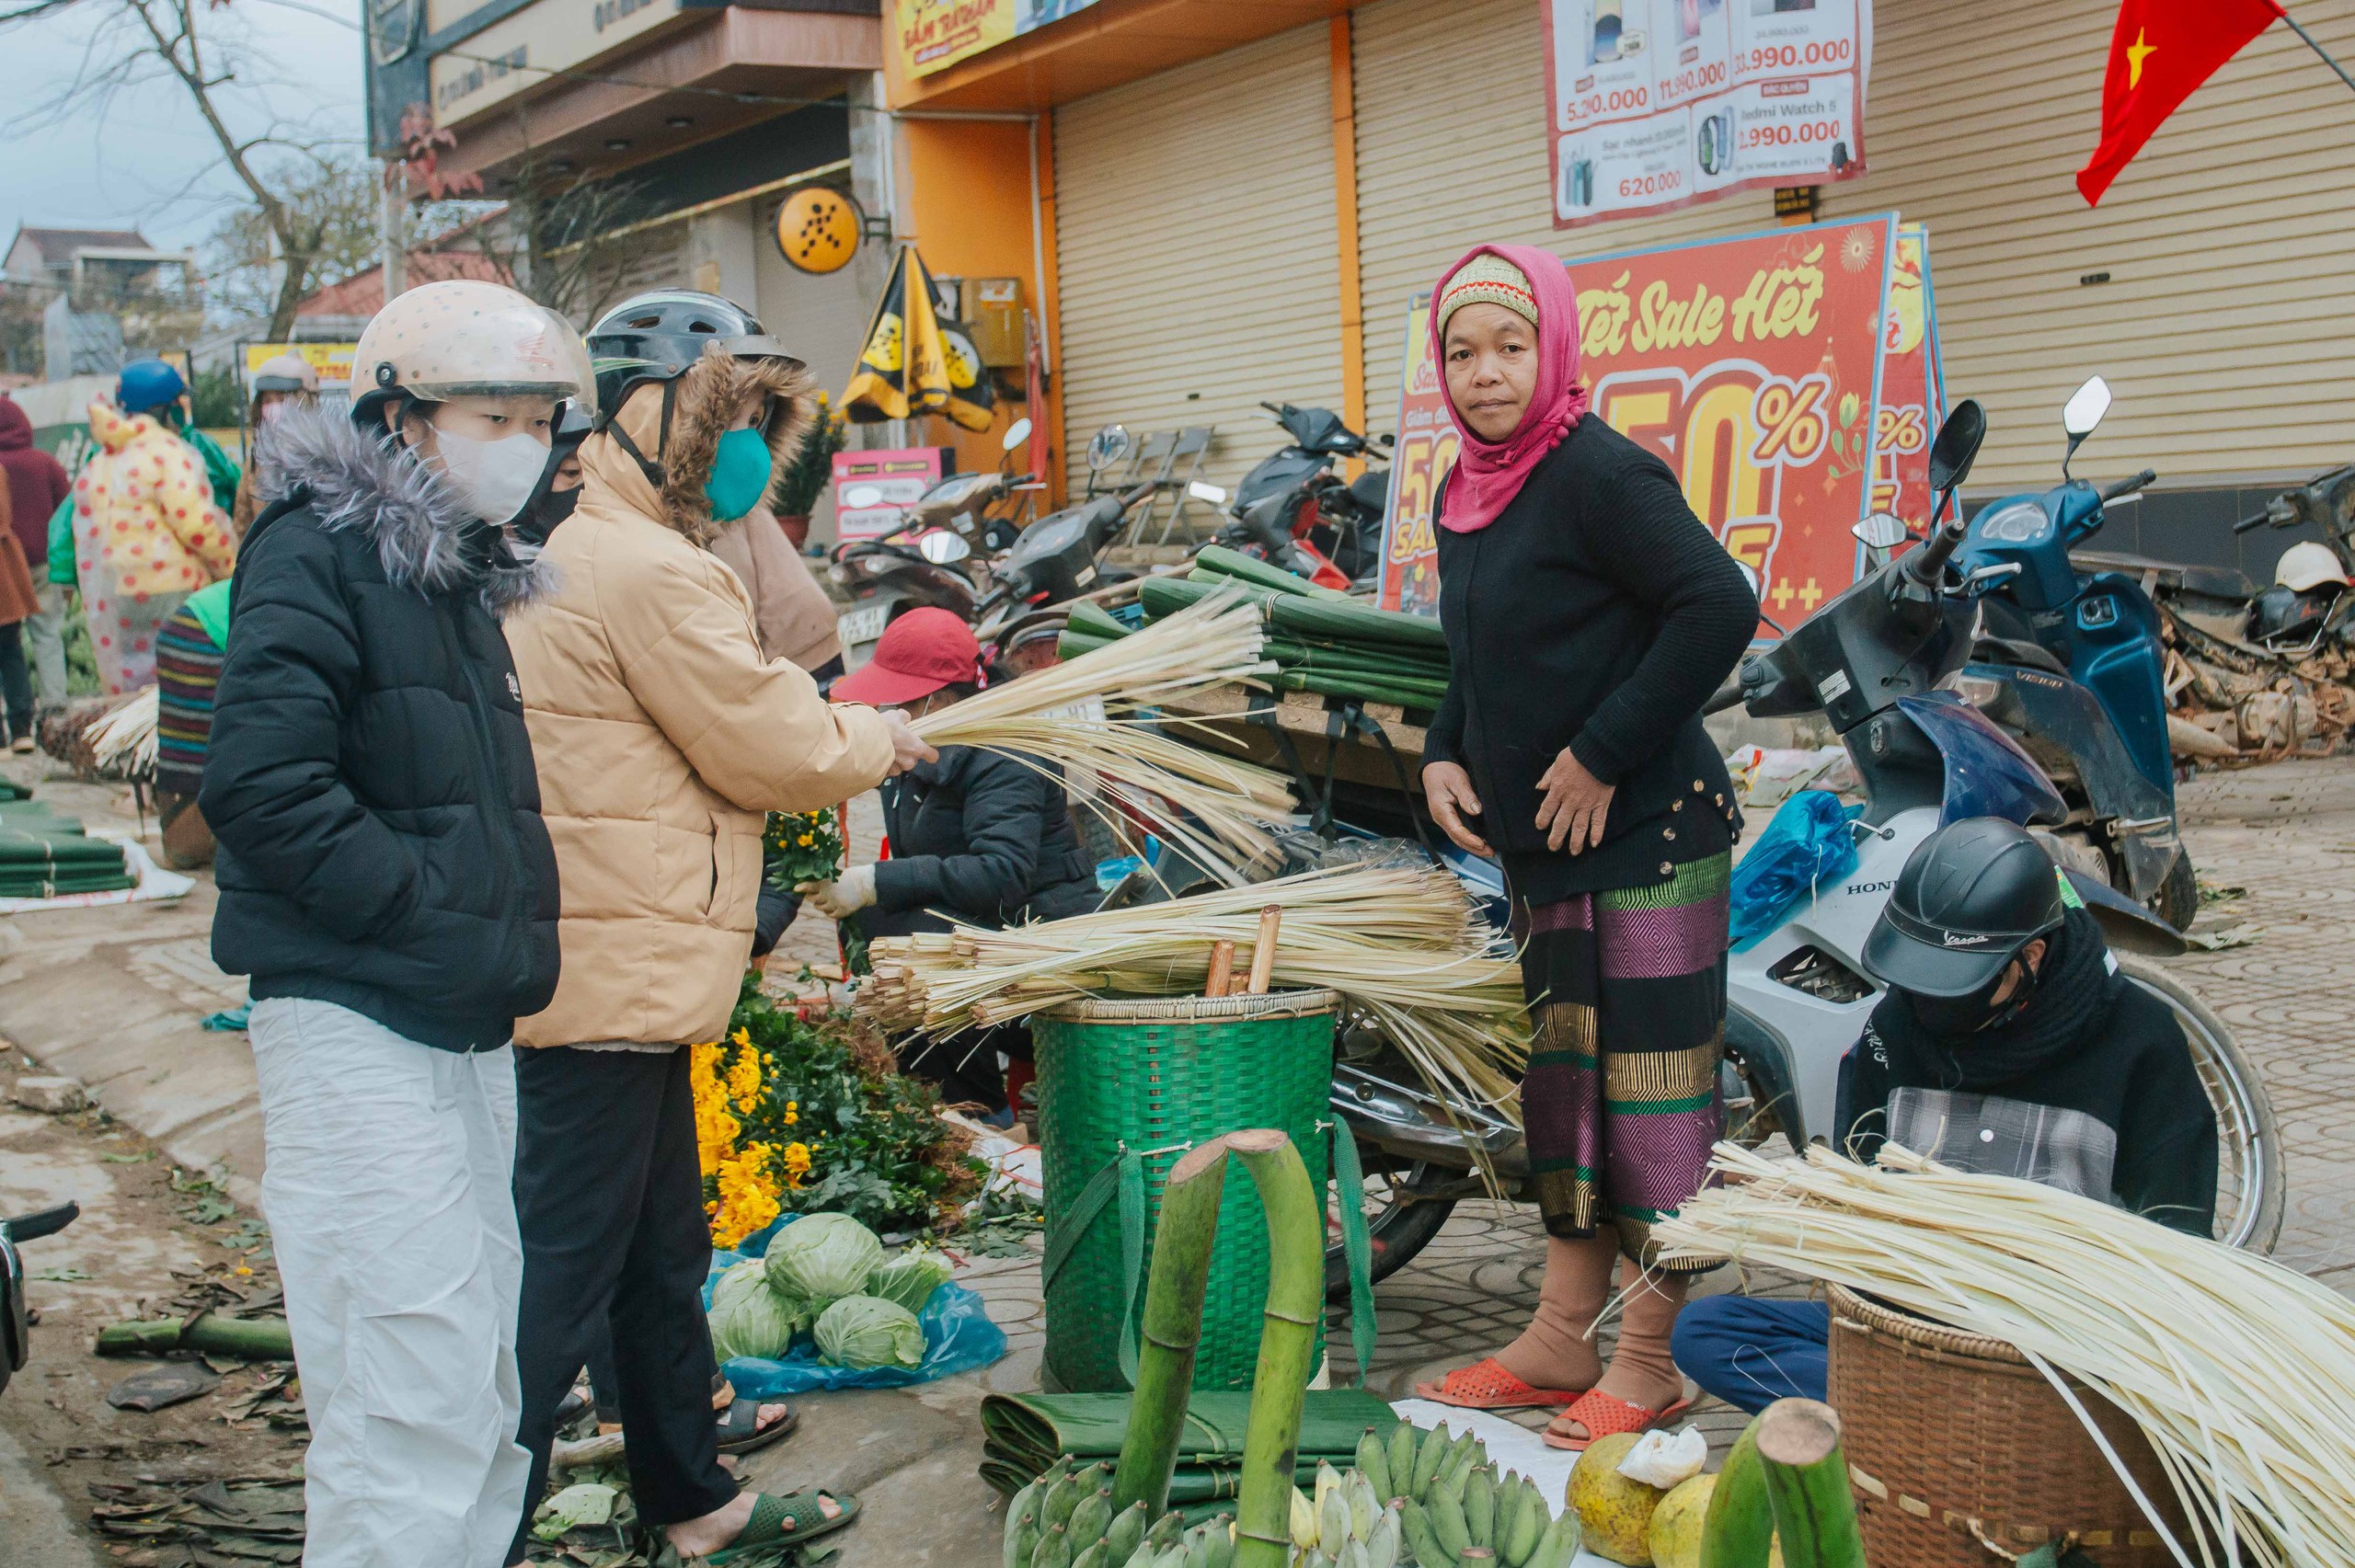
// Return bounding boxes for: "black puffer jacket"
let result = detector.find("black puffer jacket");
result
[202,406,560,1051]
[865,745,1097,938]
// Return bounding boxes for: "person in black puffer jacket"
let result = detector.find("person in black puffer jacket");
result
[201,280,592,1568]
[801,609,1097,1110]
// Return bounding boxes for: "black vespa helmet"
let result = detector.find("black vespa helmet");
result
[584,290,799,418]
[1859,818,2066,998]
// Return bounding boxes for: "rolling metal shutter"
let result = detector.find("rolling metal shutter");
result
[1349,0,2355,491]
[1052,22,1346,497]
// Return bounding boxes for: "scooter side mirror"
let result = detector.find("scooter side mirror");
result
[1086,424,1131,473]
[917,531,971,565]
[1853,511,1913,549]
[2062,375,2112,439]
[1001,417,1033,454]
[1188,480,1228,506]
[1927,400,1986,497]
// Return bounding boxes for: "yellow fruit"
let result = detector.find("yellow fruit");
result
[1647,1473,1714,1568]
[1568,1433,1665,1566]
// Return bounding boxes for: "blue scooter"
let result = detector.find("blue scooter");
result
[1860,375,2193,927]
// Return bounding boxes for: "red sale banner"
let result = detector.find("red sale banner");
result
[1870,223,1945,537]
[1377,213,1899,637]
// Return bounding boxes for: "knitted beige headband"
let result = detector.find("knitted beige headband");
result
[1436,254,1539,336]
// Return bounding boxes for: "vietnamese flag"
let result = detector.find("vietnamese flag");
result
[2078,0,2284,204]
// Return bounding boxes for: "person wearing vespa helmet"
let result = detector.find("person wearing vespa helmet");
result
[501,290,929,1566]
[231,351,323,538]
[1671,817,2216,1415]
[72,357,237,693]
[201,279,590,1568]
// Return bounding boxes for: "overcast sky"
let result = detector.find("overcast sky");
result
[1,0,367,254]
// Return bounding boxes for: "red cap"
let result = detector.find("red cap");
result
[831,607,983,706]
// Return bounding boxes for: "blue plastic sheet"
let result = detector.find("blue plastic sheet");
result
[1728,789,1864,952]
[699,1224,1008,1396]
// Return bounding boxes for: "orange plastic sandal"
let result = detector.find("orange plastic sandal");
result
[1411,1356,1587,1410]
[1540,1388,1694,1451]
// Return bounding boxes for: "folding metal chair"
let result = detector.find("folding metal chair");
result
[1153,427,1218,544]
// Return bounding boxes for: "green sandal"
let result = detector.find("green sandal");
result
[702,1490,860,1564]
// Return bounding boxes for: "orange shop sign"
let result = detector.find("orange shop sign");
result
[1376,214,1899,637]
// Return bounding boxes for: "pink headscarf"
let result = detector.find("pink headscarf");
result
[1430,243,1590,533]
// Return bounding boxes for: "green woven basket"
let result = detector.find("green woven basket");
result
[1035,989,1340,1393]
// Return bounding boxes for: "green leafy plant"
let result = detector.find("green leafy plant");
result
[775,394,847,519]
[764,806,844,891]
[708,975,984,1236]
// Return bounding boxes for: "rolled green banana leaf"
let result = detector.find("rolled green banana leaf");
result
[979,1390,1397,1502]
[1273,670,1452,709]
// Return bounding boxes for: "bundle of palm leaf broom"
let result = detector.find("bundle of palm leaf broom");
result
[1062,548,1450,713]
[862,864,1531,1125]
[914,589,1297,884]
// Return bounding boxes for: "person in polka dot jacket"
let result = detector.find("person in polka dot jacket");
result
[73,359,237,694]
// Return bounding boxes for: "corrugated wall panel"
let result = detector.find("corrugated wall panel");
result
[1052,22,1345,497]
[1348,0,2355,491]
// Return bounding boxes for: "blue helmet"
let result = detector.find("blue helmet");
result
[116,359,187,416]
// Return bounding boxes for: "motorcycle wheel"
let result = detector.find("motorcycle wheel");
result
[1323,1138,1459,1301]
[2153,849,2200,933]
[2119,957,2284,1254]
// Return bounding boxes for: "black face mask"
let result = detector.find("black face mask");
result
[1904,958,2034,1039]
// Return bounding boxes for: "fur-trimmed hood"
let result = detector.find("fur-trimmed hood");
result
[254,403,549,614]
[580,343,819,549]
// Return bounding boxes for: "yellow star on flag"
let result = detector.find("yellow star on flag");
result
[2127,28,2156,88]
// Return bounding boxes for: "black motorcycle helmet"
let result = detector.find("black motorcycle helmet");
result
[1859,818,2065,998]
[584,290,799,418]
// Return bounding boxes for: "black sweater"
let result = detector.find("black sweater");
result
[1837,910,2218,1235]
[1423,418,1759,900]
[865,745,1097,938]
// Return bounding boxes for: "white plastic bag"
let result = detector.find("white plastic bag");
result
[1617,1425,1707,1489]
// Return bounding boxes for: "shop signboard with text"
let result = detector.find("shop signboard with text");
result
[894,0,1107,78]
[832,446,953,542]
[1377,214,1900,639]
[1872,223,1944,537]
[1545,0,1872,227]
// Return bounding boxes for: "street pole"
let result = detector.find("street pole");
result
[380,166,408,305]
[2278,6,2355,96]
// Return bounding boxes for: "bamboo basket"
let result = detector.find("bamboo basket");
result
[1826,1286,2189,1568]
[1034,990,1338,1394]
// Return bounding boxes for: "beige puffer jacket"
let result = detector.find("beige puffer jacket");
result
[506,347,894,1047]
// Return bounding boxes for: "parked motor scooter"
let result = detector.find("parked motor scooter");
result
[830,419,1038,670]
[3,1200,79,1396]
[1322,399,2282,1291]
[1887,375,2197,926]
[1207,402,1391,589]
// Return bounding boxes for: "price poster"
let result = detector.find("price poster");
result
[1871,223,1946,536]
[1545,0,1873,228]
[1376,215,1898,640]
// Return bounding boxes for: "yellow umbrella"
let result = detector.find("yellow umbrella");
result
[843,244,997,432]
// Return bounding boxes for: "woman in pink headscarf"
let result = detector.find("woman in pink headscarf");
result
[1409,245,1757,1450]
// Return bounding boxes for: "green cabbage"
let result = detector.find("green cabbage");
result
[763,1212,887,1306]
[866,1248,954,1315]
[707,1258,807,1363]
[812,1294,925,1369]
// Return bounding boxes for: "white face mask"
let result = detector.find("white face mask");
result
[430,429,549,527]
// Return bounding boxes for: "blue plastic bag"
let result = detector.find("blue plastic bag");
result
[1727,789,1864,951]
[700,1229,1008,1396]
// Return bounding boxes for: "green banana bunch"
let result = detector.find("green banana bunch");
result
[999,1460,1215,1568]
[1315,1424,1580,1568]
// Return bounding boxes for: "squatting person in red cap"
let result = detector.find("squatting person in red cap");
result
[800,608,1098,1115]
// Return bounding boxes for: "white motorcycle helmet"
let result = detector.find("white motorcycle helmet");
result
[2273,541,2350,593]
[350,280,592,429]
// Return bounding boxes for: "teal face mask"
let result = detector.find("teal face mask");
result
[704,428,774,522]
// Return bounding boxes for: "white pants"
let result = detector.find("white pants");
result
[249,999,531,1568]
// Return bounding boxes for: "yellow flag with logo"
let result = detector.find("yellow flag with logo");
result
[844,245,996,432]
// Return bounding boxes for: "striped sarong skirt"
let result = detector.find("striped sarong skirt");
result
[154,607,224,798]
[1514,852,1731,1271]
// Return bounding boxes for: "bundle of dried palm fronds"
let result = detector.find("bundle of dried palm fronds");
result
[1654,1141,2355,1568]
[84,686,158,780]
[862,864,1531,1121]
[912,591,1293,882]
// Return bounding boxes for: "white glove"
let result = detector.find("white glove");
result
[798,864,878,920]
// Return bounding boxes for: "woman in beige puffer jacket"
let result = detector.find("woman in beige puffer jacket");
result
[500,300,928,1565]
